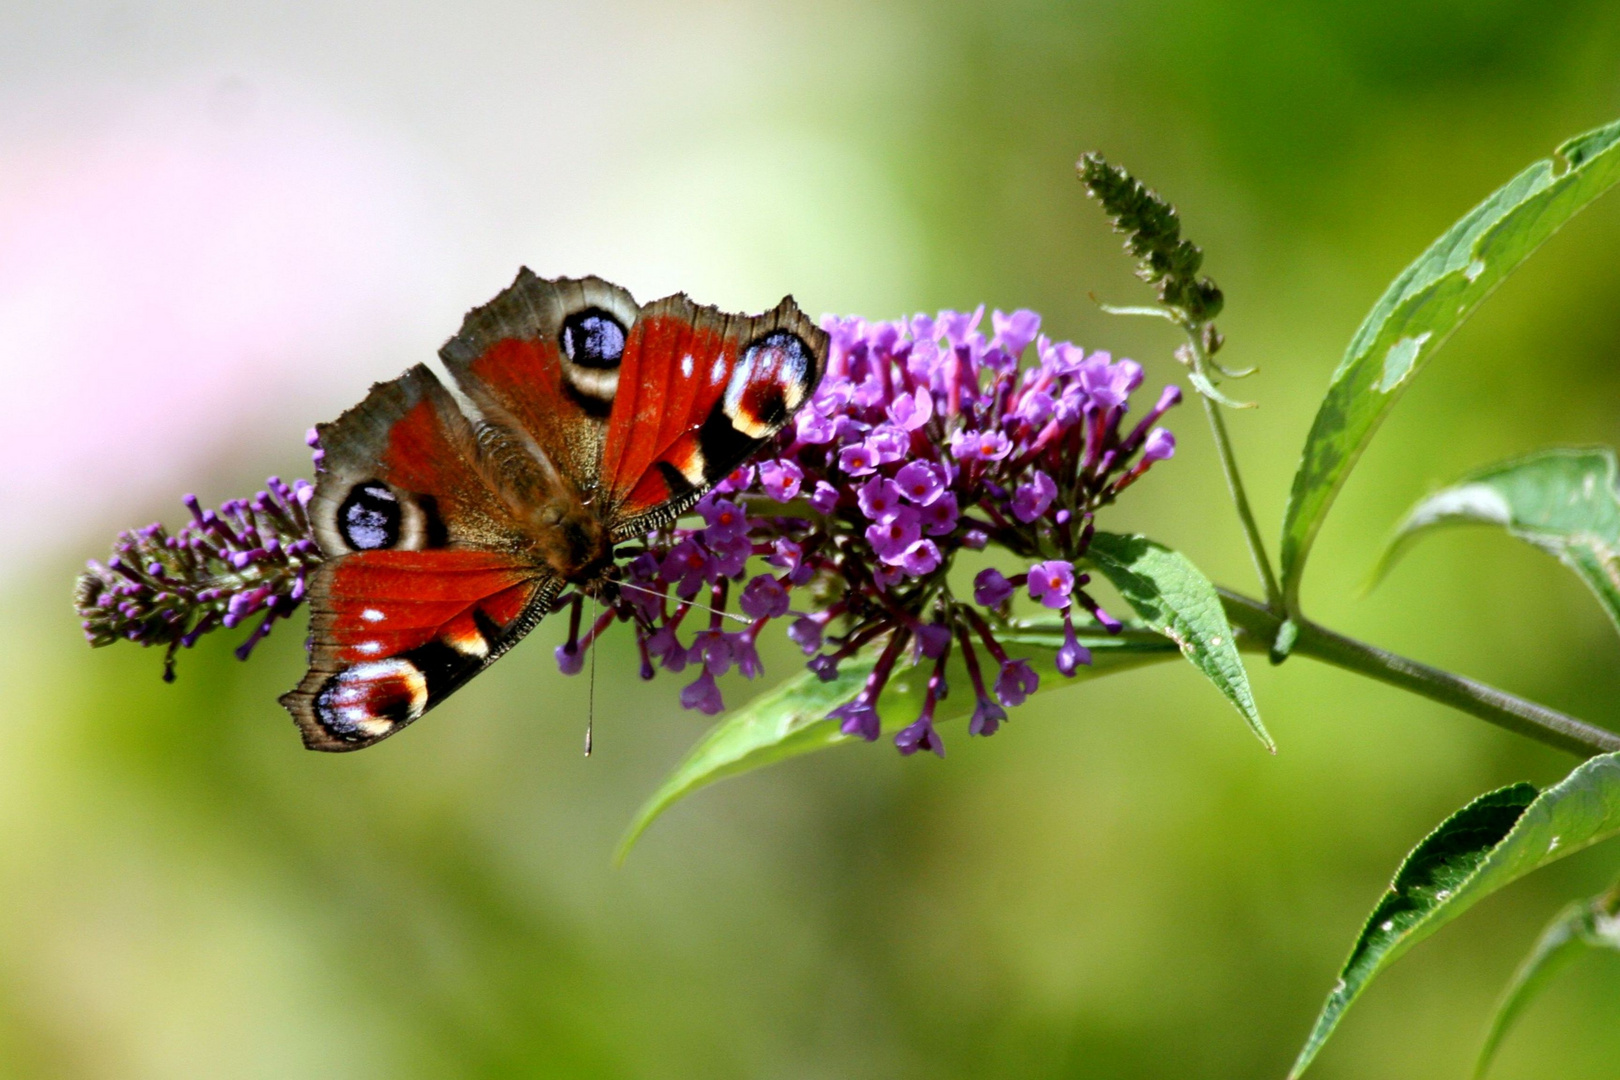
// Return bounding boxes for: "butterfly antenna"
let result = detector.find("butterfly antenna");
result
[585,594,598,757]
[616,581,750,625]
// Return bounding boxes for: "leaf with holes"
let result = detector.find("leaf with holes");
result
[617,622,1182,859]
[1278,118,1620,609]
[1087,531,1270,750]
[1290,752,1620,1078]
[1376,448,1620,635]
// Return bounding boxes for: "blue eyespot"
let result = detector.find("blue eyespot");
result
[561,308,627,369]
[338,481,400,551]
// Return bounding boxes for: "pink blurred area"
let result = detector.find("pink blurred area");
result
[0,81,449,562]
[0,5,914,573]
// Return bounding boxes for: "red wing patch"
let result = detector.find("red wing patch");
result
[377,395,474,496]
[439,269,640,494]
[452,335,584,485]
[598,297,827,535]
[322,551,538,664]
[281,547,557,752]
[599,312,732,505]
[308,365,532,558]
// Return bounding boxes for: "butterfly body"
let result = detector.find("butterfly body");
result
[280,270,825,751]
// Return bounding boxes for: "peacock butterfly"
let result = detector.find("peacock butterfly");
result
[279,269,826,751]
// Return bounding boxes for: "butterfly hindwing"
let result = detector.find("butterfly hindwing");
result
[281,365,557,751]
[290,552,557,751]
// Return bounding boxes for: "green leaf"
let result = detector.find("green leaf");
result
[1376,448,1620,635]
[617,622,1181,860]
[1278,118,1620,610]
[1476,880,1620,1078]
[1088,531,1271,750]
[1289,752,1620,1078]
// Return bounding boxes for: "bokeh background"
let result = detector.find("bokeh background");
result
[5,1,1620,1076]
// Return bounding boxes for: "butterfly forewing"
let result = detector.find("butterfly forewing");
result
[600,294,825,536]
[438,270,638,494]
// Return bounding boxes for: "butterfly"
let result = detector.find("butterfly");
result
[279,269,826,751]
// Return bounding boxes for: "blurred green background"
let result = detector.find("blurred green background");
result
[6,1,1620,1076]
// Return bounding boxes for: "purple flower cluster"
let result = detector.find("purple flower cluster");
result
[75,478,319,680]
[556,306,1181,756]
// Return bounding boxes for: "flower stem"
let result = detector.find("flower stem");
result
[1219,589,1620,757]
[1202,396,1284,614]
[1182,326,1285,614]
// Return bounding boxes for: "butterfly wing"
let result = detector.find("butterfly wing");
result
[598,293,826,537]
[280,365,558,751]
[438,268,639,502]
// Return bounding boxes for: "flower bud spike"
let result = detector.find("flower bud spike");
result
[76,480,321,680]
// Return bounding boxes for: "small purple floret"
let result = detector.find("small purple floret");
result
[1055,613,1093,677]
[788,616,825,655]
[646,625,689,673]
[758,459,803,501]
[1027,560,1075,610]
[858,477,904,521]
[662,539,715,598]
[995,659,1040,707]
[895,716,945,758]
[809,481,840,513]
[831,697,881,741]
[865,509,922,564]
[969,696,1007,736]
[894,461,945,506]
[899,539,941,575]
[555,644,585,675]
[887,387,934,430]
[680,670,725,715]
[974,568,1014,608]
[739,574,790,620]
[1012,471,1057,523]
[700,498,749,542]
[838,444,878,476]
[1142,428,1176,462]
[991,309,1041,356]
